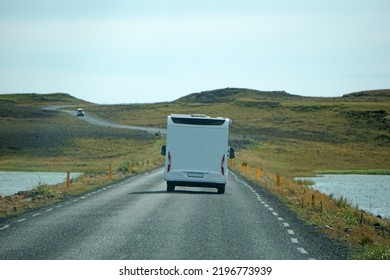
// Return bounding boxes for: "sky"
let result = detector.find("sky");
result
[0,0,389,104]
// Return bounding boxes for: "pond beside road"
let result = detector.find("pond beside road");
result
[0,171,83,196]
[296,174,390,219]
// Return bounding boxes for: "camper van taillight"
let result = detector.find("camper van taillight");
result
[221,154,225,175]
[167,152,172,173]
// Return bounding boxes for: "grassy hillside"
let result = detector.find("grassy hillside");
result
[2,89,388,176]
[0,93,163,173]
[83,88,390,176]
[0,92,90,106]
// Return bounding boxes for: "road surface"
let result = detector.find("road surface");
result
[0,168,347,260]
[43,105,166,136]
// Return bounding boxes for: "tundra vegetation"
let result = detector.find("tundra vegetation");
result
[0,89,389,259]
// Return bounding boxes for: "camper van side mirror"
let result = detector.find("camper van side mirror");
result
[161,145,166,156]
[229,147,235,159]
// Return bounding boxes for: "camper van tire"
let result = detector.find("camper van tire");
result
[167,183,175,192]
[217,184,226,194]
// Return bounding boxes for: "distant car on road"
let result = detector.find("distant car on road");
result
[77,108,85,116]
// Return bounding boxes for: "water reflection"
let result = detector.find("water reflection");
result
[0,171,83,196]
[296,175,390,218]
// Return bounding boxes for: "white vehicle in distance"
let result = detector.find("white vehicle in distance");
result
[76,108,85,116]
[161,114,235,194]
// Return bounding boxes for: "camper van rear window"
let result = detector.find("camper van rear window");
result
[171,117,225,126]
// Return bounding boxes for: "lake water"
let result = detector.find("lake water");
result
[0,171,83,196]
[296,175,390,218]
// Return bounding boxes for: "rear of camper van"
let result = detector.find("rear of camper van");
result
[162,114,234,194]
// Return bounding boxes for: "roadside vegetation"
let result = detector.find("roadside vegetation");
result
[0,89,389,259]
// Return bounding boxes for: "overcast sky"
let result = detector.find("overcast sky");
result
[1,0,389,104]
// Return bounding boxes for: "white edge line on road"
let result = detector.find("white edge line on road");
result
[232,171,312,259]
[298,247,309,254]
[0,224,10,230]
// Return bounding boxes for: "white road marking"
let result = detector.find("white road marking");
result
[16,218,27,223]
[45,208,53,212]
[298,247,309,254]
[32,213,41,217]
[0,224,10,230]
[232,171,312,259]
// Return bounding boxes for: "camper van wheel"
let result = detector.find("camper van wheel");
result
[167,183,175,192]
[217,184,225,194]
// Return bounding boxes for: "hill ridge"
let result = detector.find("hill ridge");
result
[174,87,300,103]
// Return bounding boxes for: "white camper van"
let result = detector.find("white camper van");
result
[161,114,235,194]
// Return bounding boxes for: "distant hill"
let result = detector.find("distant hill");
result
[342,89,390,101]
[174,88,300,103]
[0,93,90,106]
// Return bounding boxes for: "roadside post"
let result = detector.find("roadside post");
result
[66,171,70,191]
[109,164,113,180]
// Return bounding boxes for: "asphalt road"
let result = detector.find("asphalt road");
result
[0,168,347,260]
[43,106,166,136]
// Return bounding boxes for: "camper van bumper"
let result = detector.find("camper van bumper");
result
[167,180,225,188]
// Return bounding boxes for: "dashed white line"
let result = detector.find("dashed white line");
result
[32,213,41,217]
[232,171,312,259]
[16,218,27,223]
[298,247,309,254]
[45,208,53,212]
[0,224,10,230]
